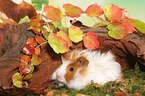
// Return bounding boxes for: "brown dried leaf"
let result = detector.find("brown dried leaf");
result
[134,93,142,96]
[75,94,87,96]
[113,92,127,96]
[46,89,56,96]
[0,0,37,22]
[61,93,68,96]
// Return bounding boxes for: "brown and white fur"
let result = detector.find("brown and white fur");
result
[51,49,122,90]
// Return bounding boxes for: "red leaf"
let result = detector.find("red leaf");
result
[35,46,41,55]
[63,3,84,18]
[35,36,45,44]
[21,55,31,63]
[123,10,130,19]
[28,19,41,34]
[83,32,100,50]
[85,3,104,17]
[48,32,70,54]
[27,37,37,47]
[104,4,124,21]
[19,62,32,74]
[57,31,73,47]
[22,44,35,55]
[108,21,136,39]
[97,17,110,25]
[44,5,63,22]
[32,14,45,24]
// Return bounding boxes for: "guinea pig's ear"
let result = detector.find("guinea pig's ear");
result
[77,56,89,67]
[61,53,69,62]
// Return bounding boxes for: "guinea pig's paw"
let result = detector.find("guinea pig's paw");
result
[58,83,64,87]
[51,71,57,80]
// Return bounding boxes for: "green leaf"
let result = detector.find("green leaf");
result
[69,26,85,43]
[83,32,100,50]
[48,32,69,54]
[24,73,33,80]
[31,0,49,11]
[131,18,145,34]
[18,16,30,24]
[12,72,22,83]
[31,54,41,66]
[108,21,136,39]
[13,81,22,88]
[52,21,65,30]
[42,28,49,40]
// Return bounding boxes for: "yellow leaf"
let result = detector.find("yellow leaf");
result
[69,26,85,43]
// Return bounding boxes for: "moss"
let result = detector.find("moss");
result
[28,64,145,96]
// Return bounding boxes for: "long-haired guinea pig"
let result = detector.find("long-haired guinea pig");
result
[51,49,122,90]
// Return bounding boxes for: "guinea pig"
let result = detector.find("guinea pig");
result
[51,49,122,90]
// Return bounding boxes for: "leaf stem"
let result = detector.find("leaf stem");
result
[38,41,48,47]
[91,17,97,24]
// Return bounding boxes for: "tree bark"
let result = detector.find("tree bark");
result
[0,22,145,95]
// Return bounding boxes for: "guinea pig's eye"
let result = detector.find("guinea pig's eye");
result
[69,67,74,72]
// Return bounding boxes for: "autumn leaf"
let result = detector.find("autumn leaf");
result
[48,32,70,54]
[46,89,56,96]
[35,36,45,44]
[108,21,136,39]
[12,72,22,83]
[22,44,35,55]
[42,28,49,40]
[63,3,84,18]
[131,18,145,33]
[33,14,45,24]
[19,62,32,74]
[104,4,124,21]
[18,16,30,24]
[35,46,41,55]
[31,54,41,66]
[123,10,130,19]
[75,94,87,96]
[83,32,100,50]
[97,17,110,25]
[57,31,73,47]
[23,73,33,80]
[44,5,63,22]
[28,19,41,34]
[69,26,85,43]
[21,55,31,63]
[13,81,23,88]
[27,37,37,47]
[85,3,104,17]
